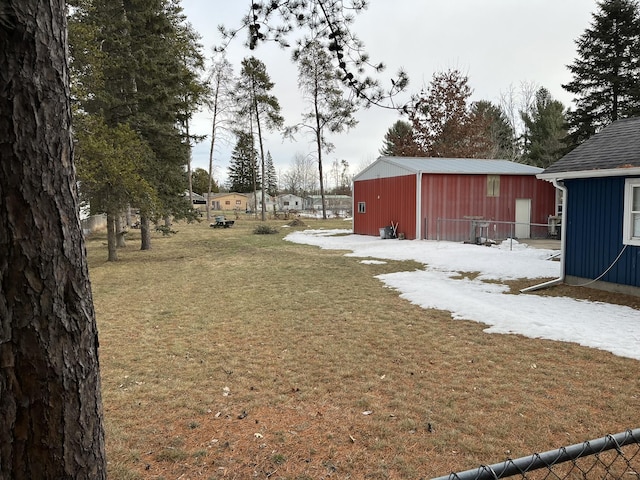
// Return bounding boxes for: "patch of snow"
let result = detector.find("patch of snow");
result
[285,230,640,362]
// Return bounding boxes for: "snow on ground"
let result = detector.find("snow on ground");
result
[285,229,640,362]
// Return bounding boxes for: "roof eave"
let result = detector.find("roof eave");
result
[538,167,640,180]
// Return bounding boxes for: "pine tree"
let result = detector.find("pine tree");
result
[219,1,408,108]
[563,0,640,146]
[68,0,206,249]
[265,151,278,196]
[74,114,157,261]
[379,120,421,156]
[228,131,260,193]
[191,168,219,196]
[234,57,283,220]
[471,101,517,159]
[520,88,568,168]
[289,39,357,219]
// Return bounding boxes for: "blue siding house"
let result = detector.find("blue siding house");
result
[537,117,640,295]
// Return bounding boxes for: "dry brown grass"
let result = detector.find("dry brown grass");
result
[86,216,640,480]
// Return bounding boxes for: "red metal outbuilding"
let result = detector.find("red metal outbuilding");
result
[353,157,558,241]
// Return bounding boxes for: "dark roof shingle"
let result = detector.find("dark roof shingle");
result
[542,117,640,176]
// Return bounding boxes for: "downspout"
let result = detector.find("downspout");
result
[415,171,423,239]
[520,178,567,293]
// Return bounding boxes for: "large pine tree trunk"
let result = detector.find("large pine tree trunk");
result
[0,1,107,478]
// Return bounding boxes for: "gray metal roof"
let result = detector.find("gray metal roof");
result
[354,156,542,181]
[541,117,640,178]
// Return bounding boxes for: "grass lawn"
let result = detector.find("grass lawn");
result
[87,216,640,479]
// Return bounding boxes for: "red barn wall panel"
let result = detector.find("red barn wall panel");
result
[420,174,557,240]
[353,175,417,239]
[354,173,556,241]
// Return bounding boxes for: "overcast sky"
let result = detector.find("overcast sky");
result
[180,0,600,186]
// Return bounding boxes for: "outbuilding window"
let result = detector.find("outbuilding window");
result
[623,178,640,246]
[487,175,500,197]
[358,202,366,213]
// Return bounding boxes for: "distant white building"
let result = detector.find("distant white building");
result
[248,190,277,212]
[277,193,304,211]
[305,194,352,214]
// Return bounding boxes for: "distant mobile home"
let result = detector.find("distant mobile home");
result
[353,156,557,241]
[277,193,303,211]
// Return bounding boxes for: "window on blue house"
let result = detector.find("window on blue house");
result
[358,202,366,213]
[623,178,640,246]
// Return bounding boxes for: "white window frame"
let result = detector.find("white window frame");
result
[623,177,640,246]
[358,201,366,213]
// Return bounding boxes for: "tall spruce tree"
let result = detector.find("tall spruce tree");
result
[520,88,568,168]
[563,0,640,146]
[265,151,278,196]
[379,120,421,157]
[470,101,517,160]
[68,0,205,249]
[228,130,260,193]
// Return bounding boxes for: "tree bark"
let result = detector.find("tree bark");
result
[107,212,118,261]
[0,1,107,478]
[116,214,127,248]
[140,214,151,250]
[315,101,327,220]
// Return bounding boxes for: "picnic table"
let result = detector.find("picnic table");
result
[210,215,234,228]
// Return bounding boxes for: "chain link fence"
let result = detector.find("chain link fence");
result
[435,218,558,244]
[432,429,640,480]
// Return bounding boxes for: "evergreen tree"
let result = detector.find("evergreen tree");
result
[234,57,283,220]
[219,1,408,108]
[520,88,568,168]
[563,0,640,146]
[191,168,219,195]
[265,151,278,196]
[68,0,205,249]
[471,101,517,159]
[74,114,157,261]
[380,120,421,156]
[228,131,260,193]
[289,38,357,219]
